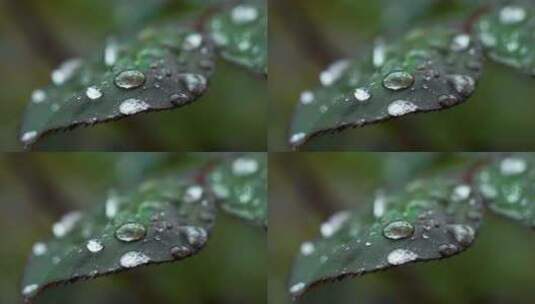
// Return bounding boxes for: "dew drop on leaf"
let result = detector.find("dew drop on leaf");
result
[120,251,150,268]
[500,5,526,25]
[232,157,259,176]
[31,90,46,104]
[387,248,419,265]
[387,100,418,117]
[22,284,39,297]
[114,70,146,89]
[119,98,150,115]
[183,185,203,203]
[382,71,415,91]
[354,87,371,102]
[86,239,104,253]
[383,220,415,240]
[446,224,475,247]
[231,4,259,24]
[289,282,306,297]
[300,242,315,256]
[500,157,527,176]
[300,91,315,105]
[32,242,47,256]
[438,243,459,257]
[115,223,147,242]
[86,86,103,100]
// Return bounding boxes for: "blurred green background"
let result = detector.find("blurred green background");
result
[0,153,266,304]
[0,0,266,151]
[269,0,535,151]
[269,152,535,304]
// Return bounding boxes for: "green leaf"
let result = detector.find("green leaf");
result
[475,154,535,228]
[475,1,535,76]
[289,26,483,149]
[20,23,215,148]
[288,177,483,299]
[208,153,267,227]
[21,174,216,303]
[208,0,267,74]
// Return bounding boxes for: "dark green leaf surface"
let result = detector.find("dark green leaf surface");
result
[475,154,535,228]
[21,174,215,303]
[475,1,535,76]
[208,153,267,227]
[20,23,215,148]
[209,0,267,74]
[289,177,483,299]
[289,26,483,149]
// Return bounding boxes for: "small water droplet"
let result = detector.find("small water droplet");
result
[354,88,371,102]
[179,74,207,95]
[290,133,307,146]
[438,244,459,257]
[500,6,526,25]
[86,239,104,253]
[452,184,471,201]
[183,33,203,51]
[373,39,386,67]
[170,93,190,105]
[383,71,414,91]
[451,34,471,52]
[300,91,315,105]
[447,224,475,247]
[86,86,103,100]
[31,90,46,104]
[170,246,191,258]
[22,284,39,297]
[447,74,475,97]
[387,248,418,265]
[120,251,150,268]
[438,94,459,107]
[180,226,208,248]
[289,282,306,297]
[300,242,315,256]
[231,4,259,24]
[500,157,527,176]
[32,242,47,256]
[373,191,386,218]
[115,223,146,242]
[21,131,38,145]
[232,158,258,176]
[183,185,203,203]
[119,98,150,115]
[52,59,82,85]
[320,60,350,86]
[114,70,146,89]
[105,195,119,219]
[383,220,415,240]
[52,211,82,238]
[320,211,350,238]
[387,100,418,117]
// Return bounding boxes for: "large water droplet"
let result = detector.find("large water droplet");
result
[387,248,418,265]
[86,239,104,253]
[500,6,526,25]
[115,223,146,242]
[447,224,475,247]
[231,4,259,24]
[387,100,418,117]
[114,70,146,89]
[119,98,150,115]
[500,157,527,176]
[383,71,414,91]
[32,242,47,256]
[300,241,315,256]
[120,251,150,268]
[86,86,103,100]
[383,220,415,240]
[232,158,259,176]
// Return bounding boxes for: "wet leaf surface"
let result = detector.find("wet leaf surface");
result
[475,154,535,228]
[208,153,267,227]
[209,0,267,74]
[475,1,535,76]
[289,177,483,299]
[21,174,216,303]
[20,23,215,148]
[289,26,484,149]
